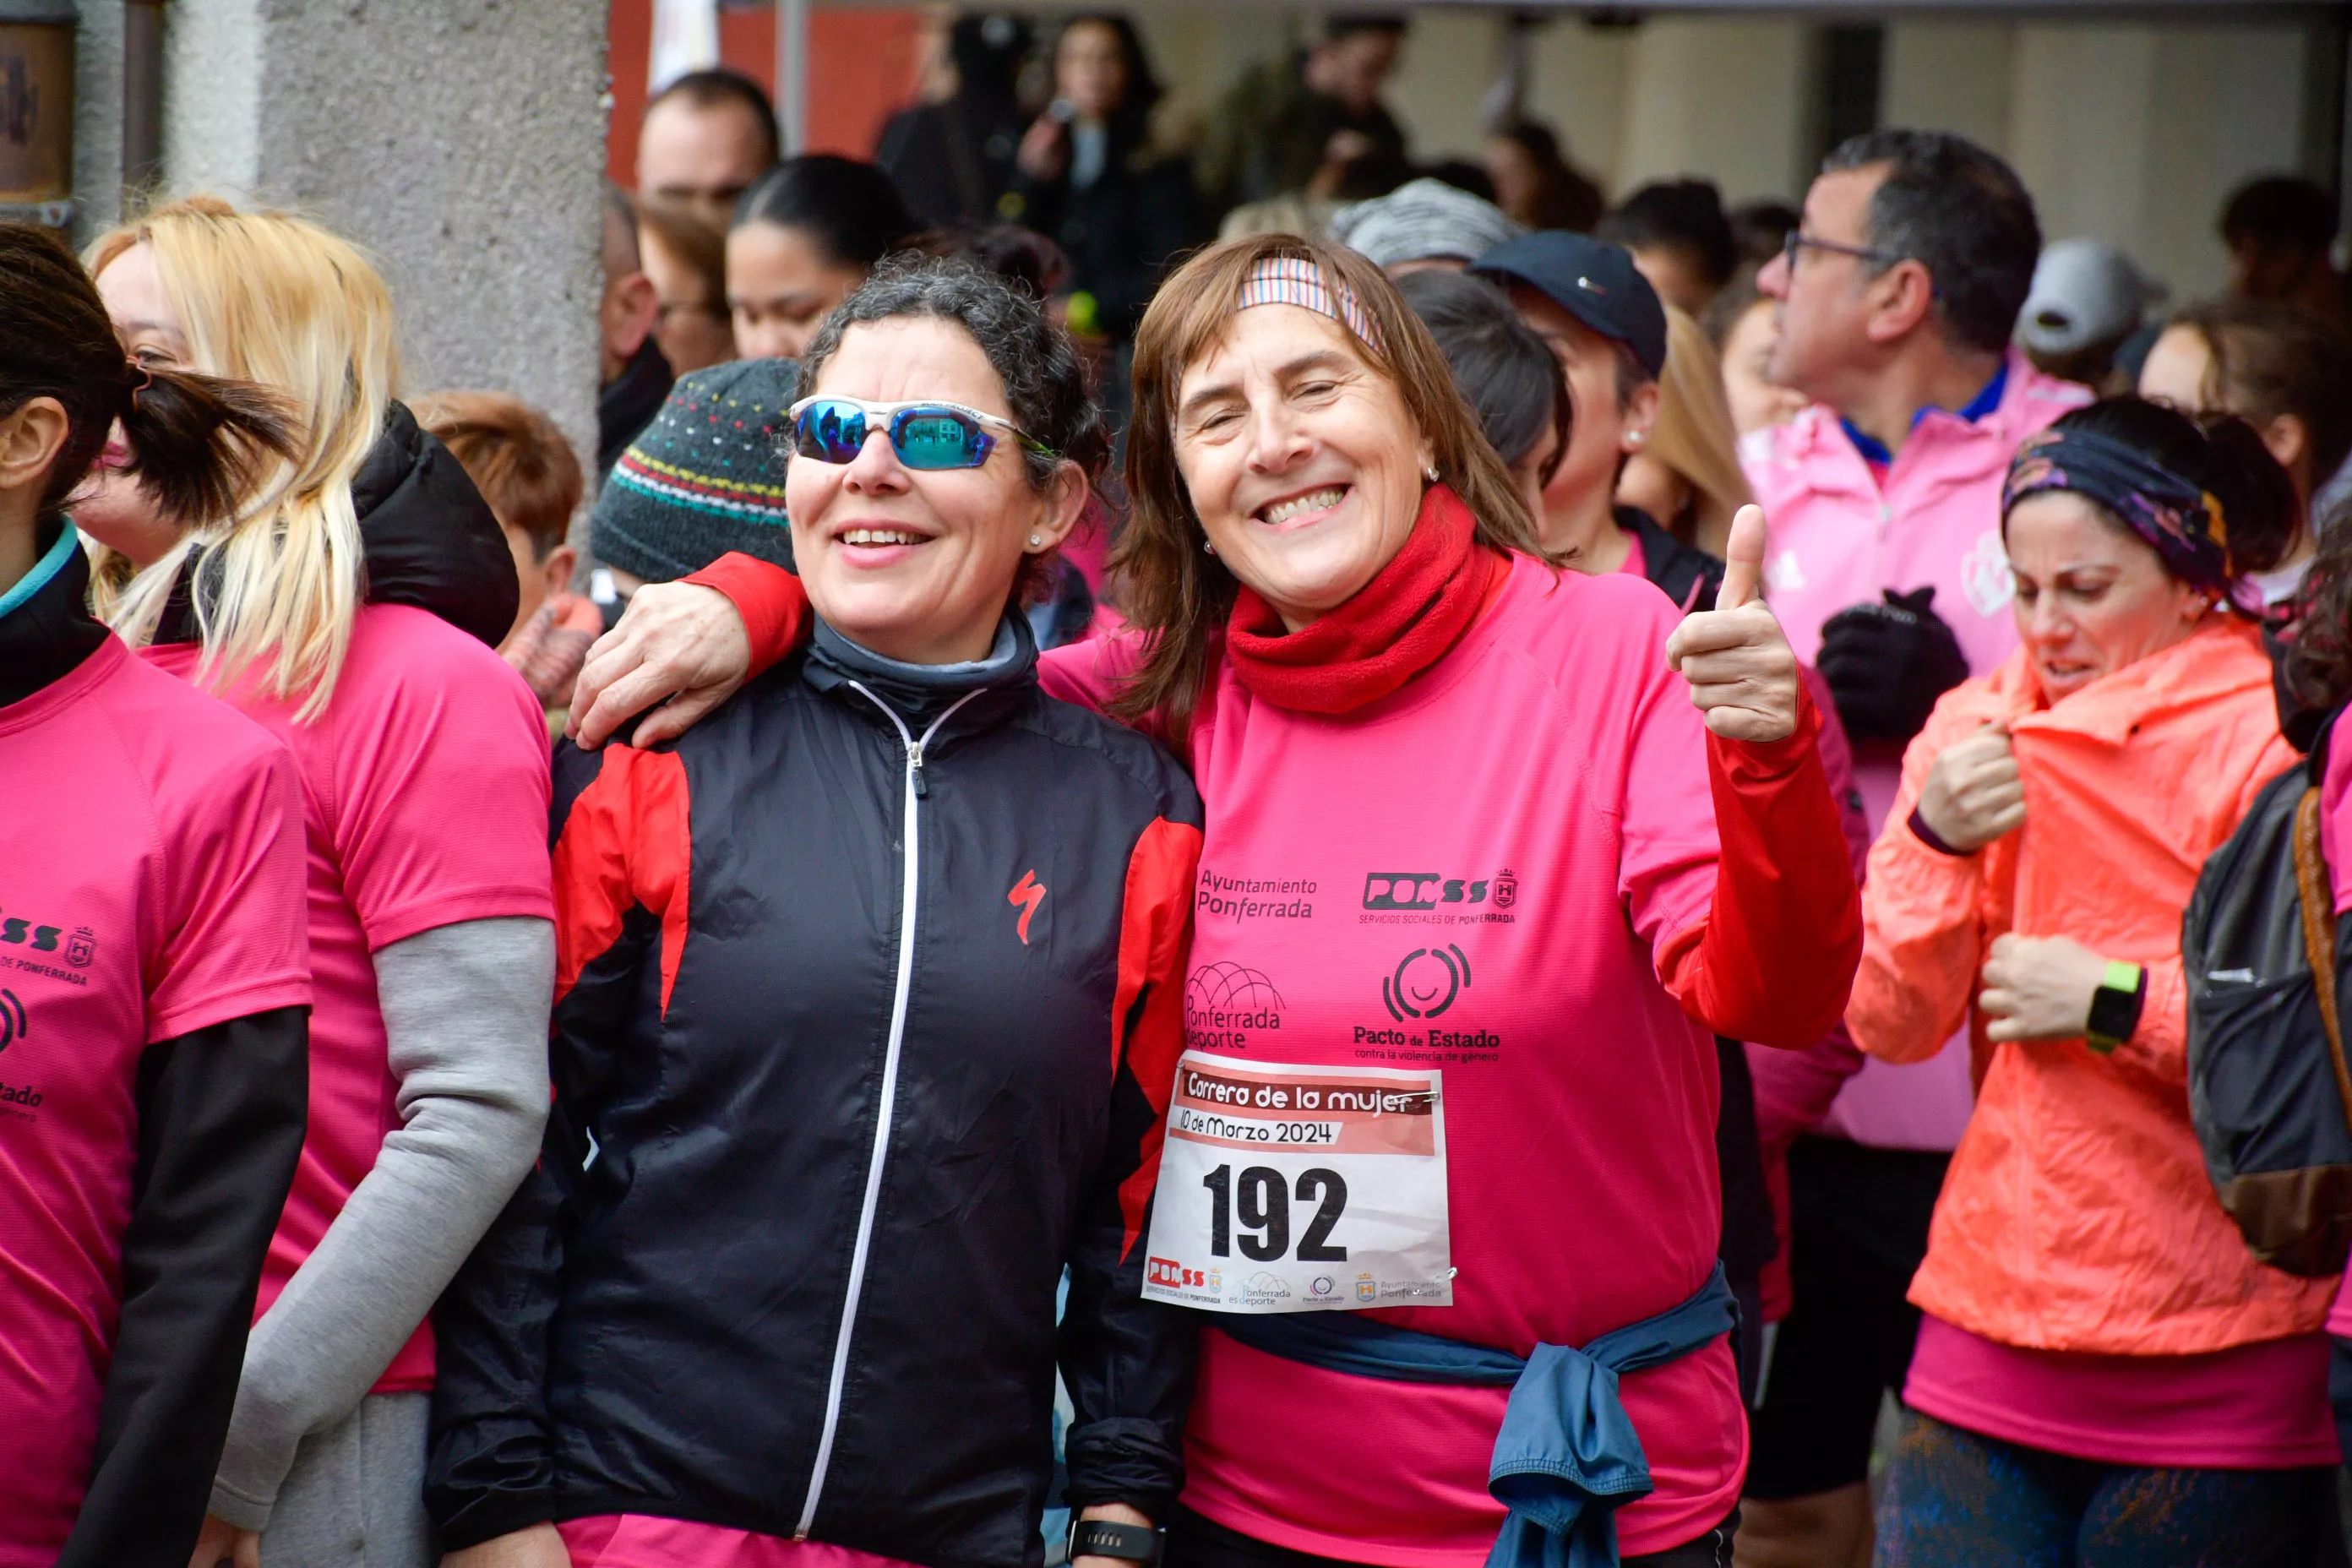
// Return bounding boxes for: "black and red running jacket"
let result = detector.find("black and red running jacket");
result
[425,629,1205,1566]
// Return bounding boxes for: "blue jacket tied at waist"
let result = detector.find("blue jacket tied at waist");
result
[1217,1262,1737,1568]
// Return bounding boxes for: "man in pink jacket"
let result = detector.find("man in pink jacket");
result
[1734,128,2089,1568]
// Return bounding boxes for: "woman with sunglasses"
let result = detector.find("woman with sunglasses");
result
[427,255,1204,1568]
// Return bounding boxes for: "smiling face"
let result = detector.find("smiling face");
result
[2004,489,2210,701]
[729,221,868,362]
[73,242,193,566]
[786,316,1079,665]
[1171,303,1430,632]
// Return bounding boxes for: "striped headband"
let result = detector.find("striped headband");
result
[1236,255,1386,352]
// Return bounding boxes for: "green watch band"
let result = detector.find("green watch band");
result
[2084,960,2146,1054]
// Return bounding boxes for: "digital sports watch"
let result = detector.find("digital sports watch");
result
[1067,1518,1165,1565]
[2083,960,2147,1054]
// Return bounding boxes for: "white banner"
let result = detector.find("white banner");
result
[649,0,719,95]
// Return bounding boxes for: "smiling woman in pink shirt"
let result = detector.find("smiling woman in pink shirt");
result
[567,235,1863,1568]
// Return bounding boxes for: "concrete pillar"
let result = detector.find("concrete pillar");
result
[1882,19,2014,162]
[153,0,607,471]
[1614,17,1815,206]
[1524,19,1632,198]
[72,0,126,239]
[1386,8,1504,165]
[2007,18,2306,302]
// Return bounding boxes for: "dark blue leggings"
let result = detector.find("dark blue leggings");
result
[1874,1410,2335,1568]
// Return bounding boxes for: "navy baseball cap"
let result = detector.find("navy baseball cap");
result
[1469,231,1669,380]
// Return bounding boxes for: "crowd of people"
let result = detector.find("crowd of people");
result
[9,11,2352,1568]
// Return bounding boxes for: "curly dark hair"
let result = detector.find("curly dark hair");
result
[793,253,1108,603]
[797,253,1108,490]
[2286,504,2352,714]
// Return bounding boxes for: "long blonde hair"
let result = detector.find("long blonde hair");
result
[88,195,397,719]
[1647,305,1753,559]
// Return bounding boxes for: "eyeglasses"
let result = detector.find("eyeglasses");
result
[787,395,1054,471]
[1780,229,1901,273]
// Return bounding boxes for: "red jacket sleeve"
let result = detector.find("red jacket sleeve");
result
[1657,684,1865,1050]
[1109,817,1204,1261]
[684,552,809,676]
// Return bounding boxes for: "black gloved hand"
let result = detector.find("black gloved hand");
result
[1816,586,1970,745]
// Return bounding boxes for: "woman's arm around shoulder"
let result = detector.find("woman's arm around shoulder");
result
[1037,626,1152,719]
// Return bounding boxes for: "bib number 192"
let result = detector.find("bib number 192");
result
[1141,1051,1451,1312]
[1201,1164,1349,1262]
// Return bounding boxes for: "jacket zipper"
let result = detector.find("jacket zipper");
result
[794,682,986,1539]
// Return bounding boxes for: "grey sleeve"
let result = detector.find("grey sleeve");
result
[209,916,553,1531]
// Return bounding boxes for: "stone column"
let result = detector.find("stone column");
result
[72,0,126,238]
[155,0,607,469]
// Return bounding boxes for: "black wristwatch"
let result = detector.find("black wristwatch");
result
[1069,1518,1165,1565]
[2084,961,2147,1054]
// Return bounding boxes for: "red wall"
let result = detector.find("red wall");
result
[606,2,926,188]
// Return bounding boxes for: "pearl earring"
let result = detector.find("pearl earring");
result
[1027,533,1042,547]
[1204,539,1217,556]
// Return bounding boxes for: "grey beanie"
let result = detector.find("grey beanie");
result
[591,357,798,582]
[1331,178,1527,270]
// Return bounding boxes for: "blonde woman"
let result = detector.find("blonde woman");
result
[78,197,556,1568]
[1617,305,1753,561]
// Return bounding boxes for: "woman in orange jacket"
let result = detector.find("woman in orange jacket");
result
[1848,395,2339,1565]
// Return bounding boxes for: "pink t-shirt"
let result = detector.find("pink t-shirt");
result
[0,636,310,1563]
[144,603,553,1391]
[1905,1313,2338,1468]
[1044,557,1740,1563]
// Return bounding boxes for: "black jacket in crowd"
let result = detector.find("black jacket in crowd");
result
[426,616,1206,1568]
[1009,128,1205,343]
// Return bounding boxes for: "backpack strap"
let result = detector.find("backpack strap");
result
[2291,784,2352,1132]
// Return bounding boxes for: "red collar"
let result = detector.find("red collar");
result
[1224,484,1505,715]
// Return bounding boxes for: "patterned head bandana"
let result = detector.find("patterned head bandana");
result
[1235,255,1386,354]
[2002,425,2235,596]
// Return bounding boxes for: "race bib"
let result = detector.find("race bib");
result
[1141,1051,1452,1313]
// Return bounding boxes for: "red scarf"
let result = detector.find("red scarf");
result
[1224,484,1503,715]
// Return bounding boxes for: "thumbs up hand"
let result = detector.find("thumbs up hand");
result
[1664,504,1801,743]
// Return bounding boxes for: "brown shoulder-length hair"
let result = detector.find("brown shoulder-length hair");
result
[1111,233,1548,732]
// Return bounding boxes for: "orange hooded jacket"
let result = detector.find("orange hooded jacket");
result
[1848,615,2336,1355]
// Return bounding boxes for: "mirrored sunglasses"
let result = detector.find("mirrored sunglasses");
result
[787,395,1052,471]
